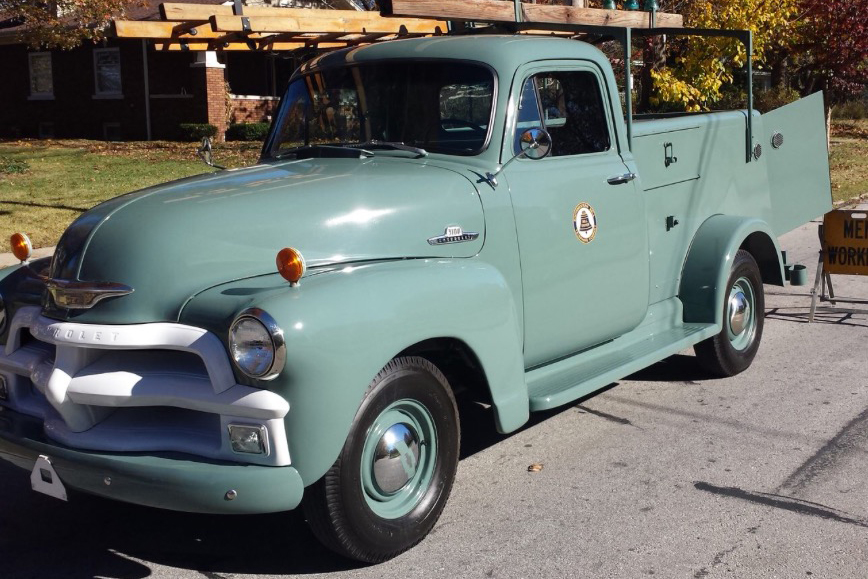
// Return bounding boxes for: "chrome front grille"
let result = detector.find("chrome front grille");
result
[0,306,291,466]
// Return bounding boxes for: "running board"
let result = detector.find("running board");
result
[527,305,718,411]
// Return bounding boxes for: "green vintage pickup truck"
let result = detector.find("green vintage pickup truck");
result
[0,33,831,562]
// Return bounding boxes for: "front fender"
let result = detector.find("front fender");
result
[680,215,784,326]
[182,259,528,487]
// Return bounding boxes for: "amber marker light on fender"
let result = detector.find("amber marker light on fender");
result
[10,232,32,263]
[276,247,306,286]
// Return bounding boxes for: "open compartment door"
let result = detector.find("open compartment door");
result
[763,91,833,235]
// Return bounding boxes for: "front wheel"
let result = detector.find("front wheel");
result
[302,356,460,563]
[694,249,765,377]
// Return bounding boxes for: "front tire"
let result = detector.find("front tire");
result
[694,249,765,377]
[302,356,460,563]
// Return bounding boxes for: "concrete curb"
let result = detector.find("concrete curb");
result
[834,192,868,209]
[0,246,55,268]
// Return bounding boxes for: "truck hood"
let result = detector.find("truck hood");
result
[45,157,484,323]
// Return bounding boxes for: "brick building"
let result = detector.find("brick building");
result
[0,1,309,141]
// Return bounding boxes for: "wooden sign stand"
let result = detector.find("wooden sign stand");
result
[809,209,868,322]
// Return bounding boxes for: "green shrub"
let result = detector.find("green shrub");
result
[710,89,747,111]
[0,156,29,175]
[712,86,801,113]
[753,86,801,113]
[226,122,270,141]
[178,123,218,142]
[832,100,868,120]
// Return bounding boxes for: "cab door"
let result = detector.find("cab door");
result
[504,63,649,368]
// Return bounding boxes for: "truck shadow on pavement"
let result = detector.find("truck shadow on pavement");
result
[0,459,355,578]
[0,407,580,578]
[622,353,717,384]
[765,306,868,327]
[0,354,717,579]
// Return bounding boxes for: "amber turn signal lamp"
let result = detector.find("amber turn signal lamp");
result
[276,247,305,286]
[10,232,32,263]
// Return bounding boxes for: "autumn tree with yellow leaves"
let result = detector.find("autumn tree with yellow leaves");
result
[646,0,800,111]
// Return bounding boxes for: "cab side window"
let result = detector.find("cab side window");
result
[513,70,611,157]
[513,77,543,154]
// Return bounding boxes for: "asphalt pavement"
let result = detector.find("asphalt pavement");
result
[1,212,867,579]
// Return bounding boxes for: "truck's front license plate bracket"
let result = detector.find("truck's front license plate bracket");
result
[30,455,68,501]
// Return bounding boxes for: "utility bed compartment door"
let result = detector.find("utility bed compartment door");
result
[763,92,833,235]
[632,124,701,192]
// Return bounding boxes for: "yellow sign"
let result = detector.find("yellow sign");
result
[823,210,868,276]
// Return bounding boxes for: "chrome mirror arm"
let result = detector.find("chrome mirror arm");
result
[485,150,528,188]
[485,127,552,188]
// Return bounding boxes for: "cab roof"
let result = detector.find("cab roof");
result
[300,34,608,75]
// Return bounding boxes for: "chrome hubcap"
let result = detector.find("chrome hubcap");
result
[726,276,756,351]
[361,399,437,519]
[372,423,420,494]
[729,291,750,335]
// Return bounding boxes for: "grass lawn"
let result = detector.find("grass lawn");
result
[829,120,868,204]
[1,121,866,250]
[0,140,260,249]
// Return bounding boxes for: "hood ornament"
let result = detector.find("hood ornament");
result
[427,226,479,246]
[44,278,134,310]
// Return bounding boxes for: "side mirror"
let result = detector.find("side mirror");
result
[197,137,225,170]
[485,128,552,187]
[518,127,552,160]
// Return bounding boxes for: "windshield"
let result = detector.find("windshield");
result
[268,61,495,158]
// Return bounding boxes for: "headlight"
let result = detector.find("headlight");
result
[0,293,6,335]
[228,308,286,380]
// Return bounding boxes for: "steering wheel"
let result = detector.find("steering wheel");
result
[440,118,486,135]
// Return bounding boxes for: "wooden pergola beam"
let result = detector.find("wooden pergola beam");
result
[210,14,441,35]
[153,40,348,51]
[160,2,304,21]
[113,20,267,40]
[379,0,683,28]
[150,30,430,52]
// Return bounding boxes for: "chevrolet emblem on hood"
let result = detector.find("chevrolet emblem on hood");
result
[45,279,134,310]
[427,226,480,246]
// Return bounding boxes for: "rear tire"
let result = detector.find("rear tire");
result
[694,249,764,377]
[302,356,460,563]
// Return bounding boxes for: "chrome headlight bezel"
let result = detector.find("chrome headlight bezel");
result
[228,308,286,381]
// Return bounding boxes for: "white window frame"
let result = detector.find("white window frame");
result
[92,47,123,99]
[28,52,54,100]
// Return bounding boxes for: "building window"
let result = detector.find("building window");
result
[93,48,122,97]
[28,52,54,98]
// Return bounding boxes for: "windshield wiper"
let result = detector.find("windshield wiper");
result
[273,144,374,160]
[346,141,428,158]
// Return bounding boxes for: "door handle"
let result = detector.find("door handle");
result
[607,172,636,185]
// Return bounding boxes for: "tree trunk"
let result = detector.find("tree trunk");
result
[770,55,788,89]
[826,104,832,151]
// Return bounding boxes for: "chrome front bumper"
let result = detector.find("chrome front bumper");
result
[0,306,290,466]
[0,409,304,514]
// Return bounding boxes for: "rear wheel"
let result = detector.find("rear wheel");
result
[302,356,460,563]
[694,249,764,377]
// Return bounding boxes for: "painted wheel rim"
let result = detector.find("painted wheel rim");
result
[727,276,756,351]
[360,399,437,519]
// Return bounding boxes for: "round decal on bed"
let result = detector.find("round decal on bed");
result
[573,203,597,244]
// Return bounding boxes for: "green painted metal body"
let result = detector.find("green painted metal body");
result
[0,35,832,514]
